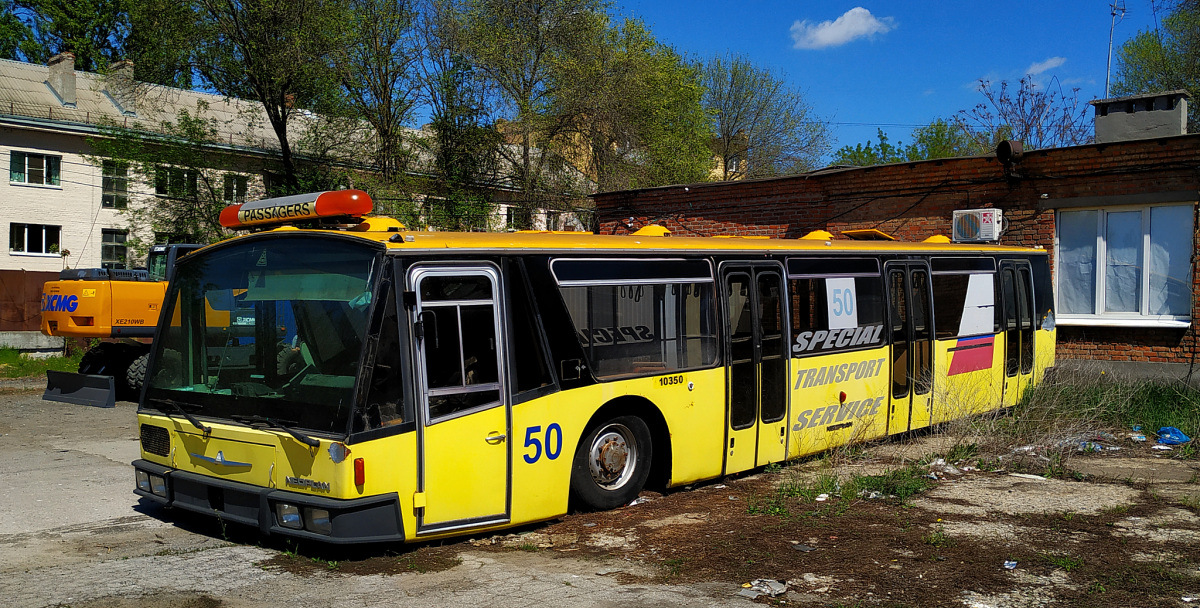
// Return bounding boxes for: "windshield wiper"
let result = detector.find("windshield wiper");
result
[228,414,320,447]
[151,398,211,435]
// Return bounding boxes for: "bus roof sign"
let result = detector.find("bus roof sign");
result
[219,190,373,230]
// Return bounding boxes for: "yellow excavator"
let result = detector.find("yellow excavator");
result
[40,244,200,406]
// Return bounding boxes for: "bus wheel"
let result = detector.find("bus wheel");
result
[571,416,652,511]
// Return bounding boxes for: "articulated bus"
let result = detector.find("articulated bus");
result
[133,190,1055,544]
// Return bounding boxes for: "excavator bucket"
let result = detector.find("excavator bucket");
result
[43,371,116,408]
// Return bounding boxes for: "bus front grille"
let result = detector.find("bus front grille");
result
[140,424,170,456]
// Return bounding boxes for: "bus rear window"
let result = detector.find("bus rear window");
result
[557,282,718,379]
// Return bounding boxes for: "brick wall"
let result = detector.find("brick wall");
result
[594,134,1200,365]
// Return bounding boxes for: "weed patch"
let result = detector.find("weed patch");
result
[923,525,955,548]
[848,465,932,500]
[0,347,83,379]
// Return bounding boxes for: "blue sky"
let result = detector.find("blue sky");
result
[618,1,1165,158]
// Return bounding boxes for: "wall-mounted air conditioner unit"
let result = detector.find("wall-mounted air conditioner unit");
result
[951,208,1003,242]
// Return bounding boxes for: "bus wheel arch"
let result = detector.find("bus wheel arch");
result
[569,396,672,511]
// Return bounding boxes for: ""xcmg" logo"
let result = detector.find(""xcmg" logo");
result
[41,294,79,313]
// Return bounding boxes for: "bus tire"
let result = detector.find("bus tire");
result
[570,415,653,511]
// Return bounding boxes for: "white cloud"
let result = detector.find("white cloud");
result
[791,7,896,50]
[1026,57,1066,75]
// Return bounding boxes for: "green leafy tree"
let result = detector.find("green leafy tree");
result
[7,0,127,70]
[832,120,986,167]
[123,1,195,87]
[4,0,193,86]
[907,118,986,160]
[558,19,713,191]
[831,129,906,166]
[1112,0,1199,131]
[0,1,39,61]
[455,0,607,227]
[138,0,352,192]
[87,104,239,255]
[702,53,831,180]
[427,55,501,230]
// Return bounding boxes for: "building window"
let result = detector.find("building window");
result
[9,223,61,254]
[223,174,248,203]
[155,166,198,198]
[1056,204,1193,324]
[101,229,128,269]
[102,160,129,208]
[9,152,61,186]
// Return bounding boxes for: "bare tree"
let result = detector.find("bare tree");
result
[957,76,1093,150]
[701,54,831,180]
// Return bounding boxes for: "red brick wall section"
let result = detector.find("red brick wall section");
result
[593,135,1200,365]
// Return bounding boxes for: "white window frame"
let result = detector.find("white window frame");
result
[9,223,62,256]
[9,151,63,188]
[1054,203,1194,328]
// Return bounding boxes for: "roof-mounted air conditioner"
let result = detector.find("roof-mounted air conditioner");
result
[952,208,1003,242]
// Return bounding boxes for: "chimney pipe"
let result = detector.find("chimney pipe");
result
[106,60,136,115]
[46,53,77,107]
[1090,90,1190,143]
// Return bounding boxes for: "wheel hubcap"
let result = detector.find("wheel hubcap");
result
[588,424,637,490]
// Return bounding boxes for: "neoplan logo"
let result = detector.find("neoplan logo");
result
[42,294,78,313]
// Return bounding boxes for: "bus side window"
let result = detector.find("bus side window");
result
[931,272,995,339]
[787,274,885,357]
[558,282,718,379]
[510,263,554,396]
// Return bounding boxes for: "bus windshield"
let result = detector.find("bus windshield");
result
[143,236,381,436]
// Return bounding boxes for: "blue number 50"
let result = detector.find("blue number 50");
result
[523,423,563,464]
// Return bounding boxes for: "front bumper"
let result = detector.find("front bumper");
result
[132,460,405,544]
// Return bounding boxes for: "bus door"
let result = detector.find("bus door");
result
[721,263,789,474]
[410,266,510,534]
[999,261,1035,406]
[885,261,934,434]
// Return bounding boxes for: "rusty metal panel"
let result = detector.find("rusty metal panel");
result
[0,269,57,332]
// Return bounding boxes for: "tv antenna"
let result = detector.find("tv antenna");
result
[1106,1,1127,98]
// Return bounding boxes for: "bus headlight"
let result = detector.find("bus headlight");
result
[276,503,302,529]
[304,508,332,535]
[149,474,168,497]
[135,470,151,493]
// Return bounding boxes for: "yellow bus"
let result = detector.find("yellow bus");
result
[132,190,1055,543]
